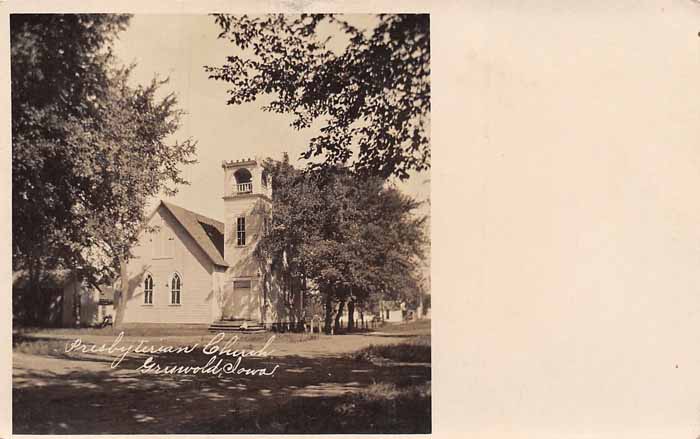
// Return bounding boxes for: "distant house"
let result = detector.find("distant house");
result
[379,300,406,322]
[378,298,430,322]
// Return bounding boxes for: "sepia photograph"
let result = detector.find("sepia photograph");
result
[7,1,700,438]
[10,13,431,434]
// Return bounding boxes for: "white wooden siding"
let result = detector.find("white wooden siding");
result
[121,206,216,324]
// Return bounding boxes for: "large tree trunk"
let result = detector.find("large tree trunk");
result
[418,287,424,320]
[323,294,334,334]
[287,274,296,327]
[301,274,308,323]
[73,271,81,327]
[114,257,128,328]
[334,300,345,334]
[298,275,305,326]
[25,256,42,326]
[347,298,355,332]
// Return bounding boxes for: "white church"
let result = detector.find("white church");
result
[64,157,295,331]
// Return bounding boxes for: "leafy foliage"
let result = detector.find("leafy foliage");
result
[256,157,428,331]
[11,14,196,323]
[206,14,430,180]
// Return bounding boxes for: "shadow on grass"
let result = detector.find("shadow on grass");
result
[354,341,431,364]
[360,333,429,339]
[13,340,430,434]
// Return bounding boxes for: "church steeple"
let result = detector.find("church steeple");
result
[217,156,273,322]
[222,157,271,200]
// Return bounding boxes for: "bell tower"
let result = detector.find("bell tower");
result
[220,157,271,321]
[222,157,271,200]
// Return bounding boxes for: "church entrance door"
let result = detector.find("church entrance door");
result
[225,279,260,321]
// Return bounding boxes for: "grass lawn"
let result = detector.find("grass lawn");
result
[13,319,431,434]
[372,319,431,335]
[15,323,214,337]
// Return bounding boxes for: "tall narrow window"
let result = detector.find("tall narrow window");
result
[237,217,246,246]
[144,274,153,304]
[170,273,181,305]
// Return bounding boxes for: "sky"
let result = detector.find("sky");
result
[111,14,431,222]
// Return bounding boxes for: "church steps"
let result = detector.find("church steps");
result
[207,320,266,333]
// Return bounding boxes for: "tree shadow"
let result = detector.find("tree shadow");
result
[359,332,426,338]
[13,344,430,434]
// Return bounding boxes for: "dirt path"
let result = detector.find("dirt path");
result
[13,332,413,377]
[13,322,431,434]
[17,326,423,356]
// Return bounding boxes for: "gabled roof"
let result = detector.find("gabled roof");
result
[159,201,228,267]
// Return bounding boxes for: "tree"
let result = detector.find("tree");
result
[342,180,428,329]
[206,14,430,180]
[11,14,196,325]
[255,154,317,325]
[256,159,427,334]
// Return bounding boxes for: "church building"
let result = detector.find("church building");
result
[117,157,290,330]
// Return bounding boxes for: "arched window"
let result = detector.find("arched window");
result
[170,273,181,305]
[144,274,154,304]
[234,168,253,193]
